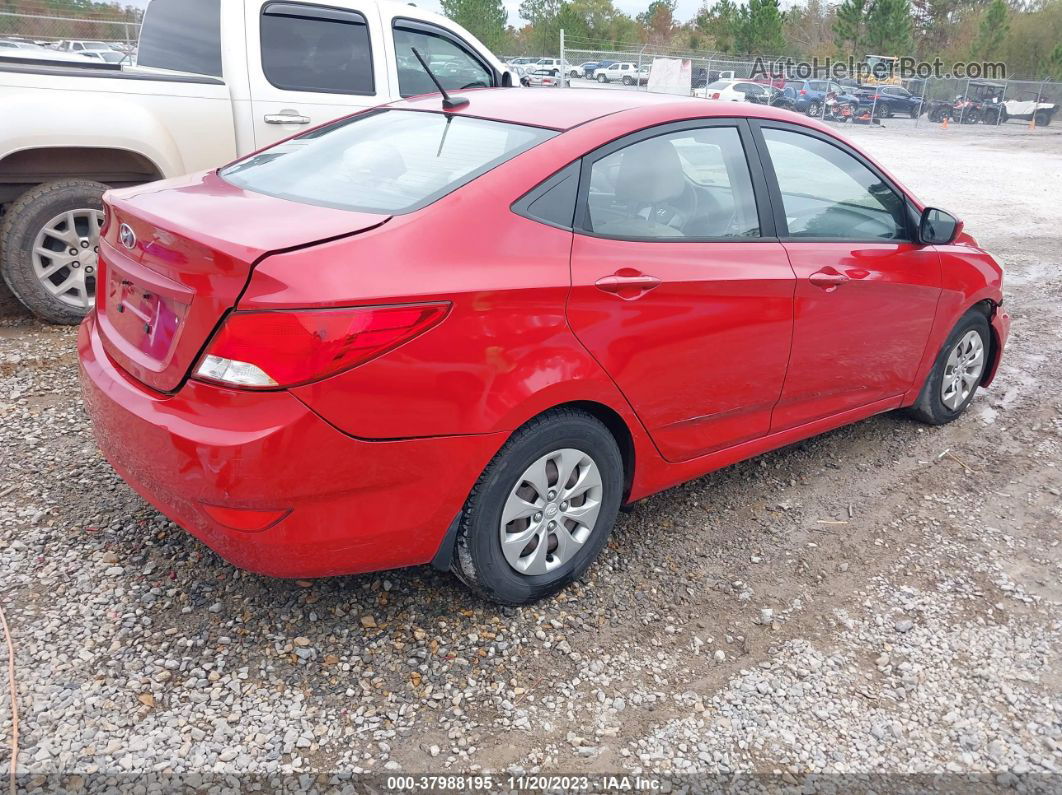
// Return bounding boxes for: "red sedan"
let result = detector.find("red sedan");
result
[79,89,1009,605]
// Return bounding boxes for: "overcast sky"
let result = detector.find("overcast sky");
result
[124,0,714,30]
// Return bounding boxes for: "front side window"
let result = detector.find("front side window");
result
[221,109,554,214]
[137,0,222,77]
[584,126,760,240]
[762,128,908,240]
[261,3,374,95]
[394,23,492,98]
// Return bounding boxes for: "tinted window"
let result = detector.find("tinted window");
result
[809,80,827,91]
[762,128,907,240]
[221,109,554,214]
[261,3,373,95]
[394,22,492,98]
[137,0,221,77]
[516,163,580,229]
[585,126,760,240]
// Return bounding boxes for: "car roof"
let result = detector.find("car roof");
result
[394,88,813,131]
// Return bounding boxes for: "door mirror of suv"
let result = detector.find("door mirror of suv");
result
[919,207,961,245]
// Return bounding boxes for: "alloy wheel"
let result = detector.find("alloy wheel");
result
[32,208,104,310]
[941,329,985,410]
[498,448,603,575]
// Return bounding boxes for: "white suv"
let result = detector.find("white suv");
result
[594,62,637,84]
[535,58,571,76]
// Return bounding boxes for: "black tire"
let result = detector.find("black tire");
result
[806,101,821,117]
[0,179,106,325]
[908,311,991,426]
[570,69,579,79]
[1035,110,1051,127]
[622,75,633,86]
[878,102,893,118]
[597,73,608,83]
[999,107,1008,124]
[453,409,623,605]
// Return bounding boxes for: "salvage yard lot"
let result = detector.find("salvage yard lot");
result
[0,123,1060,783]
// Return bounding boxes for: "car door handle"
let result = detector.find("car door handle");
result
[264,111,311,125]
[809,270,850,290]
[595,272,662,298]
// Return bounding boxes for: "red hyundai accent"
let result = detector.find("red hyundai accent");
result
[79,90,1009,604]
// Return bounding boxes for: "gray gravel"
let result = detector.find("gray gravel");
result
[0,124,1060,788]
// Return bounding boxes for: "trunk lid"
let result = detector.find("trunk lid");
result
[97,171,388,392]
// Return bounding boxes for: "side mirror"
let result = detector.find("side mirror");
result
[919,207,962,245]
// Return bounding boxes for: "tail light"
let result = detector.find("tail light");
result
[712,92,720,99]
[194,302,450,389]
[799,89,807,95]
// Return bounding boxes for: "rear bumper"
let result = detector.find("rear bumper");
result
[78,313,502,578]
[984,304,1011,386]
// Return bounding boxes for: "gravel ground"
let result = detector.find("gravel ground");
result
[0,124,1060,791]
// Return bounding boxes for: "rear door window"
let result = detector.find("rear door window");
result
[137,0,222,77]
[221,109,554,214]
[393,20,493,97]
[261,2,374,95]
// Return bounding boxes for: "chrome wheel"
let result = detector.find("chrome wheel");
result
[32,208,104,310]
[941,329,985,410]
[499,448,603,575]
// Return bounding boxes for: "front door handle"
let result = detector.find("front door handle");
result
[264,110,311,125]
[809,270,850,290]
[595,271,662,299]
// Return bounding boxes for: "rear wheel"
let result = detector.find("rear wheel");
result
[1035,109,1051,127]
[908,311,990,425]
[878,102,893,118]
[453,409,623,605]
[0,179,106,325]
[806,101,821,117]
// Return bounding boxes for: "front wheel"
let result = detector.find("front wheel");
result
[908,311,990,425]
[597,73,608,83]
[453,409,623,605]
[0,179,106,324]
[622,75,633,85]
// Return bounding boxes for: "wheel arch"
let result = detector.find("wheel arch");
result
[0,146,165,204]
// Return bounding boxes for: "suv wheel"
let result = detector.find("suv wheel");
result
[806,101,821,117]
[908,311,990,425]
[453,409,623,605]
[0,179,106,324]
[598,73,608,83]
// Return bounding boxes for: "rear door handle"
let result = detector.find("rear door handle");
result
[595,273,662,297]
[264,110,311,125]
[809,270,850,290]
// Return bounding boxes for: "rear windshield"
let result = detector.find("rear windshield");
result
[220,109,556,214]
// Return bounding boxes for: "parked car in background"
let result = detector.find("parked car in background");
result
[782,79,861,117]
[79,91,1008,605]
[594,62,637,84]
[582,60,614,78]
[854,84,923,118]
[698,78,773,102]
[0,0,513,324]
[572,62,597,78]
[967,81,1057,126]
[525,68,559,87]
[535,57,571,76]
[55,40,117,53]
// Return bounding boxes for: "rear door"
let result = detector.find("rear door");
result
[567,119,796,462]
[246,0,387,148]
[751,122,941,430]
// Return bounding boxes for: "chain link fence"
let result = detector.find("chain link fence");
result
[0,10,141,49]
[557,40,1062,136]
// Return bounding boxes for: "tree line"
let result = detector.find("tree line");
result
[442,0,1062,80]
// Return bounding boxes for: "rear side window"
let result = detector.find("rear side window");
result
[221,109,555,214]
[261,2,374,95]
[137,0,222,77]
[394,20,493,98]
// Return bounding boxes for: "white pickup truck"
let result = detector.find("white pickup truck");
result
[0,0,512,322]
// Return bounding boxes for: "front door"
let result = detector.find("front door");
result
[754,123,941,430]
[567,121,796,463]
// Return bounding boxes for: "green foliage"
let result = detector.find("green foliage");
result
[441,0,508,52]
[695,0,739,52]
[833,0,868,55]
[971,0,1008,60]
[637,0,678,43]
[734,0,786,54]
[865,0,913,54]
